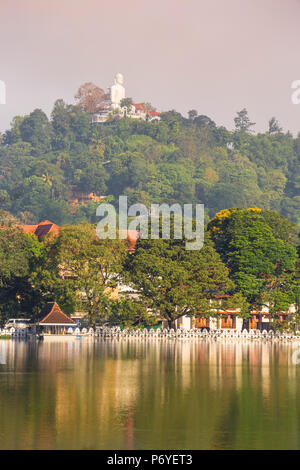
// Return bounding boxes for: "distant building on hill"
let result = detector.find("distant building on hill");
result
[18,220,60,241]
[17,220,139,251]
[68,190,104,208]
[91,73,160,123]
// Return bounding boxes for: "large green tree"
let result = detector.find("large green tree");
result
[43,224,128,325]
[126,227,234,327]
[208,208,298,310]
[0,226,46,323]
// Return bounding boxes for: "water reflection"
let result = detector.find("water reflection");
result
[0,338,299,449]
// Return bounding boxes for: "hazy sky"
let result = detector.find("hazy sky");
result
[0,0,300,134]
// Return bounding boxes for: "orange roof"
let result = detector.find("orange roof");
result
[132,104,159,115]
[250,311,289,316]
[19,222,137,249]
[38,220,56,225]
[19,224,37,234]
[133,103,146,111]
[39,302,76,325]
[18,220,60,241]
[34,221,60,240]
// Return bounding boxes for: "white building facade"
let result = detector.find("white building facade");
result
[91,73,160,123]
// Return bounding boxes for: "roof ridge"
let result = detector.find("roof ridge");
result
[40,302,76,324]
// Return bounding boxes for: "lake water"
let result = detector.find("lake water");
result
[0,337,300,450]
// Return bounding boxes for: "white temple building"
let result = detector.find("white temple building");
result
[91,73,160,123]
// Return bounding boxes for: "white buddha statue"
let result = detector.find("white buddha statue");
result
[110,73,125,109]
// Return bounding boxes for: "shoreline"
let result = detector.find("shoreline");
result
[3,334,300,343]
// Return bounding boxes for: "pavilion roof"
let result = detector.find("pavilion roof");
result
[39,302,76,325]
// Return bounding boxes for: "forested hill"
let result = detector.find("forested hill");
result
[0,101,299,226]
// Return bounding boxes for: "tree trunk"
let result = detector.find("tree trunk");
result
[168,319,176,329]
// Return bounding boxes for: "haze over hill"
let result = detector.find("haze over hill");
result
[0,0,300,133]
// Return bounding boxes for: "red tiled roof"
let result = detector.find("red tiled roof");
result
[39,302,76,325]
[132,104,160,115]
[18,221,137,250]
[250,311,289,316]
[133,103,146,111]
[35,223,59,240]
[19,224,37,234]
[18,220,60,241]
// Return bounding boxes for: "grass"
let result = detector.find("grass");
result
[0,335,10,339]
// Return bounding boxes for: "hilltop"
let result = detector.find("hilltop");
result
[0,102,299,226]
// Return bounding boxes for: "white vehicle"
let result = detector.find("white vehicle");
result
[4,319,32,330]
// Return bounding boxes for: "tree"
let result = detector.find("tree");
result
[0,210,19,225]
[46,224,128,325]
[208,208,298,309]
[0,227,46,323]
[0,189,10,206]
[73,152,108,194]
[140,102,156,112]
[19,109,52,155]
[51,99,73,150]
[108,298,154,327]
[262,210,299,245]
[75,82,106,113]
[193,115,216,128]
[2,116,25,145]
[1,96,299,227]
[120,97,133,108]
[268,117,282,134]
[126,225,233,327]
[188,109,198,120]
[234,108,255,133]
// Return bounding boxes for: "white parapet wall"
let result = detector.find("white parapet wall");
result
[175,315,192,330]
[236,317,244,331]
[209,317,218,330]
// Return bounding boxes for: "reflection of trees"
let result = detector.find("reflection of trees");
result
[0,339,299,449]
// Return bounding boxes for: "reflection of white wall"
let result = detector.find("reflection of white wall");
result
[0,342,6,364]
[0,80,6,104]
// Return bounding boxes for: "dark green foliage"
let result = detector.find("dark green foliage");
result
[0,227,47,322]
[208,209,299,310]
[0,103,299,226]
[126,227,234,326]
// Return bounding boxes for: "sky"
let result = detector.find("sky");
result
[0,0,300,134]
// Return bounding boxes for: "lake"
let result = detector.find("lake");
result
[0,337,300,450]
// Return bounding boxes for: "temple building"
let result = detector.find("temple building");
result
[39,302,77,334]
[91,73,160,123]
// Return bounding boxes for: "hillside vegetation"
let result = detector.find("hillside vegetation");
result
[0,102,299,225]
